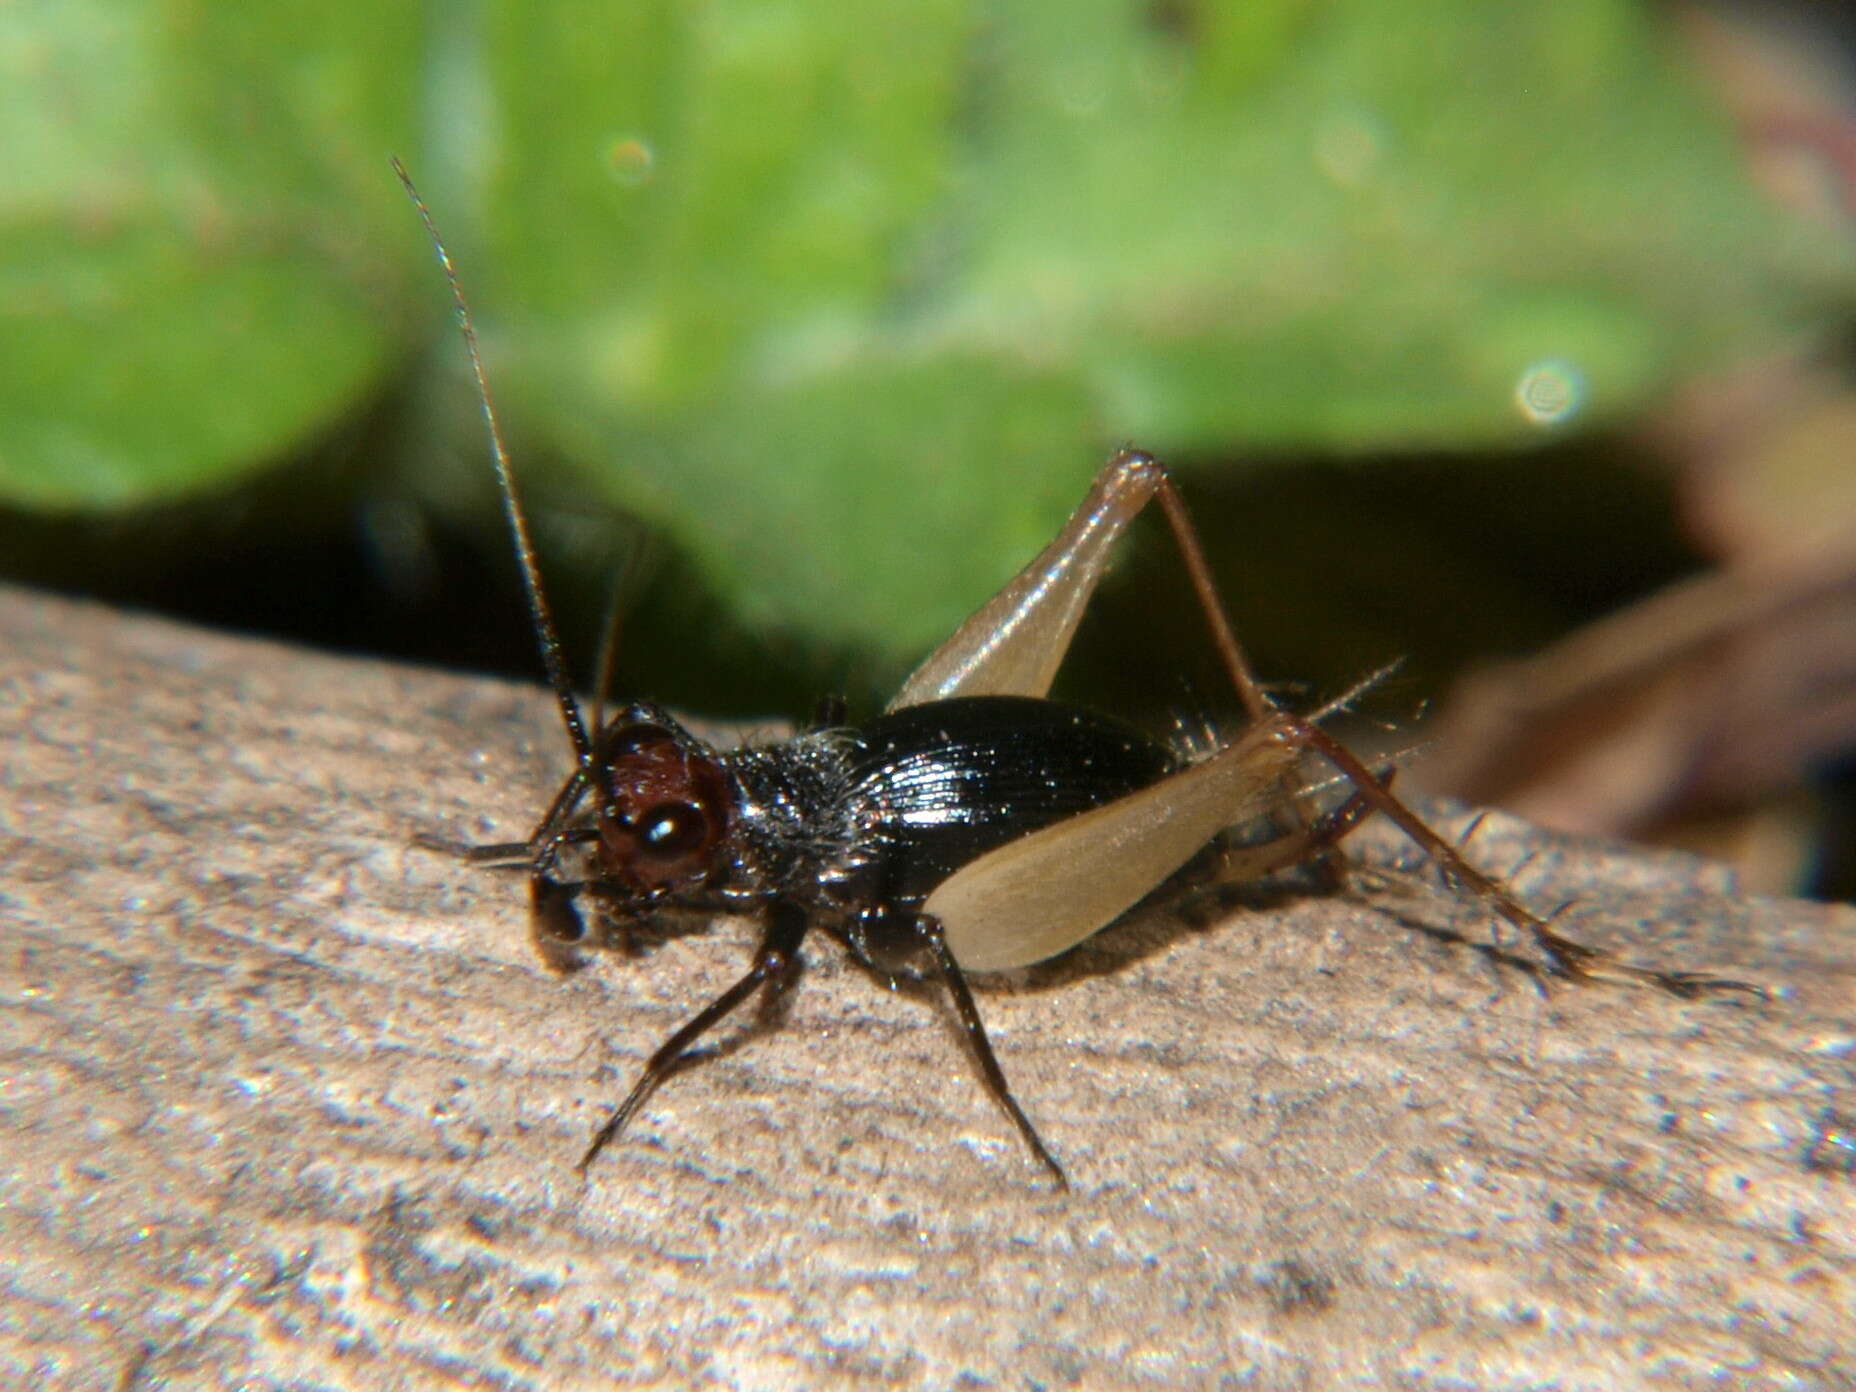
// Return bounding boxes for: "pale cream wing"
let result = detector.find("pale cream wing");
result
[928,720,1302,971]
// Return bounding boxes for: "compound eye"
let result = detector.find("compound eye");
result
[636,801,707,860]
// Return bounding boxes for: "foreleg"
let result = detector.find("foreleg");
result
[578,901,810,1172]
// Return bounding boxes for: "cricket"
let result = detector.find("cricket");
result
[396,160,1756,1188]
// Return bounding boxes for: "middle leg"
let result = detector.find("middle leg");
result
[919,911,1068,1188]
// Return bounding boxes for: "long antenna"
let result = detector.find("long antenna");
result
[392,157,595,773]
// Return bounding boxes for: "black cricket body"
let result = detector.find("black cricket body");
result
[395,161,1757,1190]
[833,699,1176,964]
[577,696,1176,975]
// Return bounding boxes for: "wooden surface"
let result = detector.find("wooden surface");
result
[2,583,1852,1390]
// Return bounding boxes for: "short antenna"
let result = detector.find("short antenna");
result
[392,157,595,771]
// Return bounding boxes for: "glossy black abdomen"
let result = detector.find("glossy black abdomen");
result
[840,695,1176,903]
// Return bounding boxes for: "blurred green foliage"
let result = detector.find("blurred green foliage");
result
[2,0,1847,662]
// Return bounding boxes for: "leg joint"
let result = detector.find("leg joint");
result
[1101,446,1170,498]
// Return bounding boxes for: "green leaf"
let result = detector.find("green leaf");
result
[473,0,1848,656]
[3,0,1847,665]
[0,0,423,507]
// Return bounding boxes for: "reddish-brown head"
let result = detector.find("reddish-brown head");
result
[592,710,733,902]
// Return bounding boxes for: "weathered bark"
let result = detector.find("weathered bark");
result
[1,584,1850,1390]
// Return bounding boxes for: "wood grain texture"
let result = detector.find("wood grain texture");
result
[1,583,1851,1391]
